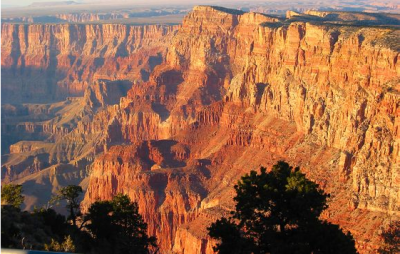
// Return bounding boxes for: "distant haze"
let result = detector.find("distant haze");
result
[1,0,324,7]
[5,0,208,6]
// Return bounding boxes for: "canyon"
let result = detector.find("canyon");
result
[2,5,400,254]
[1,22,178,103]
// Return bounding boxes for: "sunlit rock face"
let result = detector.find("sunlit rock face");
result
[80,6,399,253]
[1,23,178,103]
[1,22,179,211]
[2,5,399,254]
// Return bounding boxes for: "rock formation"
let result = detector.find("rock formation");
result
[2,5,399,254]
[1,23,178,103]
[1,22,178,209]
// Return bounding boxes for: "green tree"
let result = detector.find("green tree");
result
[61,235,76,252]
[53,185,83,226]
[85,200,115,241]
[112,194,157,254]
[1,183,24,208]
[45,235,76,252]
[1,187,87,253]
[84,194,157,254]
[208,161,358,254]
[1,206,69,250]
[44,238,62,252]
[33,207,70,239]
[378,221,399,254]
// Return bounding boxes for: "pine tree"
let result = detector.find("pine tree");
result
[208,161,358,254]
[84,194,157,254]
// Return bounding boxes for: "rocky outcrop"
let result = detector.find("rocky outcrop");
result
[83,142,206,251]
[2,5,399,254]
[79,6,399,254]
[1,23,178,103]
[1,22,178,189]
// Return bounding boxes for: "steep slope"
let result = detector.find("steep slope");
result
[80,6,399,254]
[1,23,178,209]
[1,23,178,103]
[2,5,399,254]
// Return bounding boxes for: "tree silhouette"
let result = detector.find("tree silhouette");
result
[208,161,358,254]
[53,185,83,227]
[1,186,156,253]
[1,205,71,250]
[84,194,157,254]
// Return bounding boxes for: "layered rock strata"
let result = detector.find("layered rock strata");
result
[80,6,399,254]
[2,5,399,254]
[1,23,178,103]
[1,23,177,208]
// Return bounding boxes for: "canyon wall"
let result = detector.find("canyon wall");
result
[80,6,399,254]
[1,22,178,209]
[1,23,178,103]
[2,10,185,24]
[2,5,399,254]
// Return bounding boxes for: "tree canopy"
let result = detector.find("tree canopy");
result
[1,202,72,250]
[1,184,68,250]
[2,184,157,254]
[52,185,83,227]
[208,161,358,254]
[1,184,24,208]
[84,193,157,254]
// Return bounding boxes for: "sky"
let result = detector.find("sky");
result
[3,0,195,6]
[2,0,275,7]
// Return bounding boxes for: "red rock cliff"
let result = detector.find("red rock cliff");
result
[81,6,399,254]
[1,23,178,102]
[2,5,399,254]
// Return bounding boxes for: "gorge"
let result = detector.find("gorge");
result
[1,5,399,254]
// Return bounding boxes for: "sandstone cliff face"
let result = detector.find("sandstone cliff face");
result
[3,5,399,254]
[1,23,178,103]
[83,142,207,251]
[80,6,399,254]
[1,22,177,189]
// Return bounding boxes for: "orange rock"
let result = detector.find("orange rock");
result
[2,6,399,254]
[1,23,178,103]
